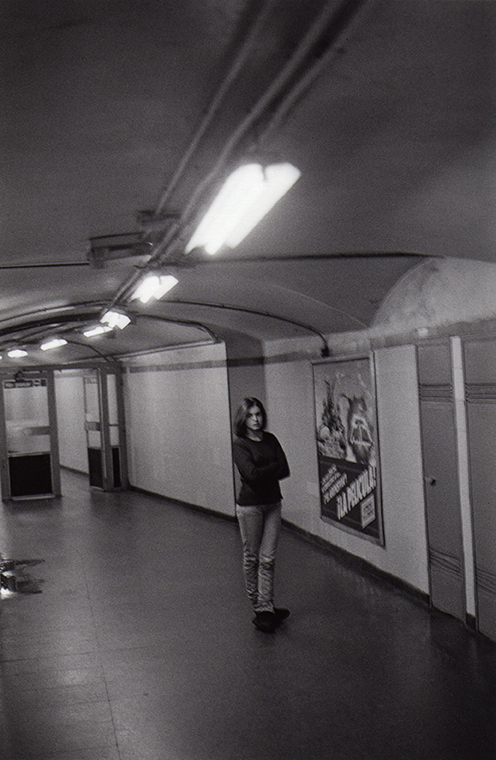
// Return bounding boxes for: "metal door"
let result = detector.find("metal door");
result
[0,371,61,500]
[418,342,466,621]
[464,338,496,640]
[84,371,103,487]
[83,369,126,491]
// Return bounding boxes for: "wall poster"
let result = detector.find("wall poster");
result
[313,354,384,545]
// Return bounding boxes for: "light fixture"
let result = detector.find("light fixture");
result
[100,310,131,330]
[131,274,179,304]
[8,349,28,358]
[40,337,67,351]
[185,162,301,255]
[83,324,114,338]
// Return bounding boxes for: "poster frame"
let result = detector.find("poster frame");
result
[312,352,384,546]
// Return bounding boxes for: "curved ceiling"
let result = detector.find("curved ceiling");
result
[1,0,494,366]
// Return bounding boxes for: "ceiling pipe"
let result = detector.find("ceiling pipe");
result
[107,0,375,314]
[0,304,105,339]
[62,339,116,363]
[126,311,219,345]
[159,298,334,355]
[190,251,429,263]
[0,302,219,361]
[263,0,376,140]
[118,339,216,360]
[164,0,376,260]
[158,0,374,258]
[105,0,375,337]
[0,261,90,270]
[165,297,367,330]
[106,1,278,309]
[155,0,277,216]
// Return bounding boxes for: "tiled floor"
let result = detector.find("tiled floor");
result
[0,469,495,759]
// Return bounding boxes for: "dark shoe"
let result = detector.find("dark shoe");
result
[252,611,277,633]
[274,607,290,622]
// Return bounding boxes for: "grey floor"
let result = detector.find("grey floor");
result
[0,469,494,760]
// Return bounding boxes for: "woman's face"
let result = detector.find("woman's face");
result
[245,406,263,434]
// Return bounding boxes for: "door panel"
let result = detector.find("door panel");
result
[465,398,496,640]
[464,337,496,641]
[83,373,103,488]
[9,453,52,497]
[418,343,466,621]
[83,369,125,491]
[420,399,465,619]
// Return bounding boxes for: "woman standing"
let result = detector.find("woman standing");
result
[232,397,290,633]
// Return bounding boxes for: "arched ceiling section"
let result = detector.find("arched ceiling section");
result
[374,258,496,332]
[1,0,495,365]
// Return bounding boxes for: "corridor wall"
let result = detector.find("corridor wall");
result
[263,341,430,595]
[257,258,496,638]
[118,333,432,598]
[122,342,235,516]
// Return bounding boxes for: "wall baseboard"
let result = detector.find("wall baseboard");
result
[61,464,88,476]
[465,613,477,631]
[132,483,429,606]
[282,518,430,607]
[129,484,237,522]
[128,484,488,640]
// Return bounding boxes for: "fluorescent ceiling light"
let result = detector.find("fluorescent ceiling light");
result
[132,274,179,304]
[8,349,28,358]
[100,310,131,330]
[83,324,113,338]
[40,337,67,351]
[185,162,301,256]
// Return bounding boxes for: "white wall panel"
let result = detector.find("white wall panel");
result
[123,344,235,516]
[265,359,318,534]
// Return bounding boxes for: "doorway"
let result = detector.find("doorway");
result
[417,341,466,622]
[83,369,125,490]
[55,366,127,492]
[0,371,61,500]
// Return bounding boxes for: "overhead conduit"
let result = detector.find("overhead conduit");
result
[108,0,376,353]
[169,0,375,254]
[0,1,376,360]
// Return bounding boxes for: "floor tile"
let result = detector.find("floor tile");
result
[0,469,494,760]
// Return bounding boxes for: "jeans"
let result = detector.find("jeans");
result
[236,501,282,613]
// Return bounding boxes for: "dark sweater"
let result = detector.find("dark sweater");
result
[233,431,290,506]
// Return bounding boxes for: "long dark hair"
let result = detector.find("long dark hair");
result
[234,397,267,438]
